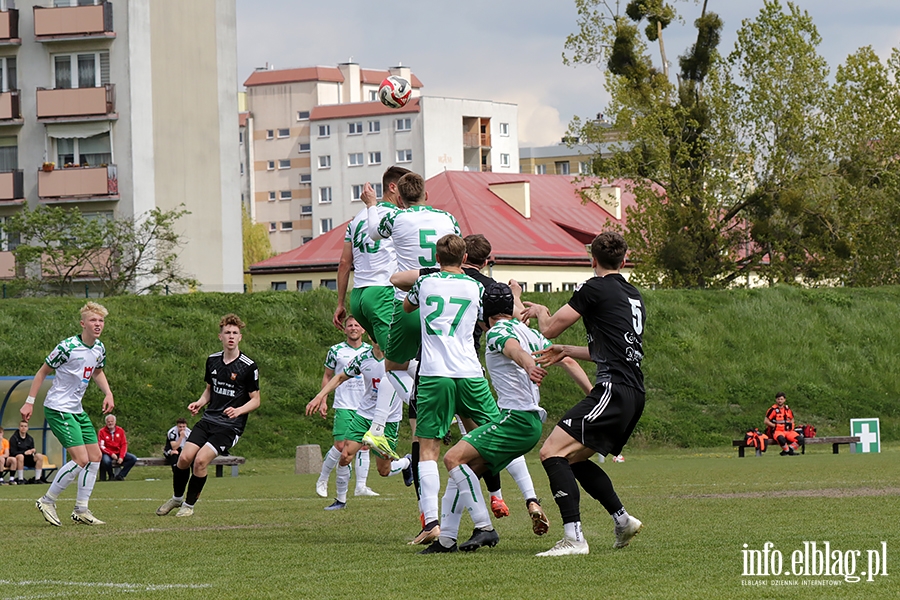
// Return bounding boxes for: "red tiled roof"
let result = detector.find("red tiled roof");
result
[360,68,424,88]
[310,98,420,121]
[238,112,249,127]
[251,172,640,274]
[243,66,423,88]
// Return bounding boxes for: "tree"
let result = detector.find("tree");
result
[242,208,275,290]
[6,205,197,296]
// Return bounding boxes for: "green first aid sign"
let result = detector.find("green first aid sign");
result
[850,418,880,453]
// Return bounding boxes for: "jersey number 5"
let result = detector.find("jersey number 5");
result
[628,298,643,335]
[418,229,437,267]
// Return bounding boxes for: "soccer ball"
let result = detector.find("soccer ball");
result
[378,76,412,109]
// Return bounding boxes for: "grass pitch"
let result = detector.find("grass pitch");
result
[2,445,898,600]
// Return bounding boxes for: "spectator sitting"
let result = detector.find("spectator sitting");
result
[9,421,49,484]
[164,418,191,473]
[764,392,802,456]
[1,426,17,485]
[98,414,138,480]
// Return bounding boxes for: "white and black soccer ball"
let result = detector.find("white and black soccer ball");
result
[378,76,412,109]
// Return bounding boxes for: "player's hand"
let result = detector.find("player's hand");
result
[525,364,548,385]
[305,396,326,418]
[508,279,523,297]
[361,182,378,207]
[20,403,33,422]
[187,401,201,416]
[101,395,115,414]
[521,301,549,321]
[333,305,347,330]
[534,345,567,367]
[224,406,240,419]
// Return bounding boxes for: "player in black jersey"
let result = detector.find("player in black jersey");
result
[523,231,645,556]
[156,314,260,518]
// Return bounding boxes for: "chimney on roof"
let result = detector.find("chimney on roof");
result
[489,181,531,219]
[389,64,412,83]
[583,185,621,220]
[338,62,361,103]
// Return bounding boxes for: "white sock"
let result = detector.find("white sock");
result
[449,465,492,530]
[35,468,43,480]
[418,460,440,522]
[505,455,536,500]
[613,507,630,528]
[335,464,350,503]
[388,455,410,476]
[47,460,82,501]
[319,446,341,482]
[564,521,585,543]
[355,448,371,491]
[440,478,462,542]
[455,415,468,436]
[16,469,24,480]
[369,378,395,434]
[75,462,99,510]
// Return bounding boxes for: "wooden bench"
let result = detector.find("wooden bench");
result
[733,436,860,457]
[126,456,246,477]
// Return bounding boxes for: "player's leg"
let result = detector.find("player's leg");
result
[319,411,351,497]
[33,453,45,483]
[419,478,461,554]
[177,443,219,516]
[444,439,497,552]
[71,440,104,524]
[537,426,592,556]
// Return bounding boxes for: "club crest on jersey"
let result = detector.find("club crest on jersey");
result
[81,366,94,383]
[230,372,237,380]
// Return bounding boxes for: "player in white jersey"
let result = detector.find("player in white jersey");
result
[307,345,415,510]
[420,283,593,553]
[23,302,115,527]
[361,171,459,460]
[403,234,500,547]
[314,317,376,498]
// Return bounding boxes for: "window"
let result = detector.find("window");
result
[277,128,290,138]
[562,282,577,292]
[368,151,381,165]
[267,160,275,171]
[279,190,291,200]
[555,161,570,175]
[266,130,274,140]
[300,205,313,215]
[271,281,287,291]
[351,184,363,201]
[0,215,20,252]
[278,159,290,169]
[281,221,293,231]
[396,118,411,131]
[52,51,108,89]
[518,282,528,292]
[321,279,337,291]
[297,111,310,121]
[348,152,364,167]
[318,125,331,137]
[499,122,509,136]
[239,131,243,144]
[534,164,546,175]
[297,280,313,291]
[348,122,363,135]
[396,149,412,163]
[374,183,383,199]
[579,161,593,175]
[298,143,310,152]
[268,191,276,202]
[0,136,18,171]
[0,57,15,93]
[240,163,244,175]
[299,174,311,184]
[535,282,552,293]
[320,218,333,234]
[268,222,277,232]
[302,236,313,244]
[368,120,380,133]
[55,132,111,166]
[318,155,331,169]
[319,187,332,203]
[368,90,378,101]
[500,153,510,168]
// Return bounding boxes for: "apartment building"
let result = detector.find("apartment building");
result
[0,0,242,292]
[243,63,518,254]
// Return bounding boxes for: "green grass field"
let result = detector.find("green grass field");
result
[2,444,897,600]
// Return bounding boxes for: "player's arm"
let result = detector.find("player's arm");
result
[509,279,527,321]
[558,356,594,395]
[92,368,115,414]
[533,344,591,367]
[306,371,351,418]
[403,296,418,313]
[21,363,53,422]
[501,338,548,385]
[390,269,421,292]
[334,241,354,330]
[188,385,211,416]
[522,301,582,339]
[225,389,260,419]
[321,367,335,394]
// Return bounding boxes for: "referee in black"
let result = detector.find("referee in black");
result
[522,231,645,557]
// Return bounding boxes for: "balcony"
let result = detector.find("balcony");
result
[0,9,20,45]
[0,169,24,202]
[36,85,116,121]
[38,164,118,202]
[463,133,492,148]
[0,90,21,123]
[33,2,114,41]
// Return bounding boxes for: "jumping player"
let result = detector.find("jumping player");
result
[156,314,260,518]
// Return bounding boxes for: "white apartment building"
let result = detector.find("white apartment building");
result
[244,63,518,253]
[0,0,242,292]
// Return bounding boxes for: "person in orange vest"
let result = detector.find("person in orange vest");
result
[764,392,801,456]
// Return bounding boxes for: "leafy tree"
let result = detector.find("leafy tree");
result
[242,208,275,290]
[6,205,197,296]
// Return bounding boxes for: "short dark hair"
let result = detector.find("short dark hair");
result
[176,418,187,425]
[397,172,425,204]
[220,313,245,330]
[464,234,492,266]
[436,234,466,266]
[382,166,411,190]
[775,392,786,400]
[591,231,628,270]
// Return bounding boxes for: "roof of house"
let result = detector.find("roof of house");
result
[244,66,424,88]
[238,112,249,127]
[310,98,420,120]
[250,171,638,274]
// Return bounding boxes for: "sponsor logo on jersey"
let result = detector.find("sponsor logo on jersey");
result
[213,386,236,397]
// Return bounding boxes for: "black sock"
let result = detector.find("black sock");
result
[411,440,421,501]
[185,474,208,506]
[173,465,190,498]
[483,471,502,496]
[570,459,623,515]
[541,456,581,524]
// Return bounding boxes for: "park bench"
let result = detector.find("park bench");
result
[124,455,246,477]
[732,436,860,457]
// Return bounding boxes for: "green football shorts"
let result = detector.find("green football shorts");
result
[347,412,400,450]
[464,409,543,474]
[45,408,98,449]
[384,296,421,363]
[332,408,356,441]
[414,376,500,440]
[349,286,395,348]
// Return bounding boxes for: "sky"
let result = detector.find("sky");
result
[235,1,900,146]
